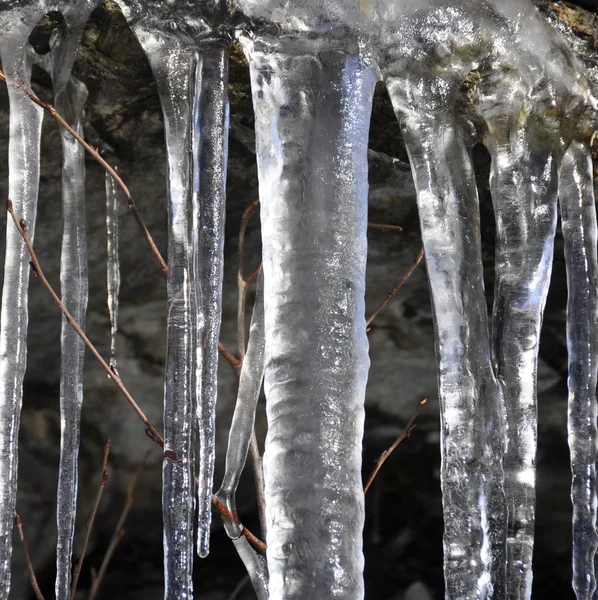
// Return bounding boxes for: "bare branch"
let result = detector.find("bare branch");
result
[363,397,428,496]
[70,441,111,600]
[87,452,149,600]
[366,247,425,330]
[7,200,165,446]
[14,513,45,600]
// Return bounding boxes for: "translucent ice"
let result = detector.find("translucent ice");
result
[560,137,598,600]
[55,76,89,599]
[106,170,121,369]
[243,32,374,599]
[0,2,97,595]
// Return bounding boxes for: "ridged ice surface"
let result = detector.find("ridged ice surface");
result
[105,170,120,369]
[243,33,374,599]
[1,1,597,599]
[55,77,89,599]
[560,138,598,600]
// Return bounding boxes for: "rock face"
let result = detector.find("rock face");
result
[0,1,596,598]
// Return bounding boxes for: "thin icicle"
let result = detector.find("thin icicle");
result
[0,32,44,600]
[106,168,121,369]
[54,76,89,599]
[232,536,269,600]
[193,42,230,558]
[243,33,375,599]
[216,270,265,540]
[139,35,196,599]
[560,138,598,600]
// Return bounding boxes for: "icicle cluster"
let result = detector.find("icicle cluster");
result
[0,1,597,600]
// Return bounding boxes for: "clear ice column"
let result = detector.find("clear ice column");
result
[386,78,508,600]
[55,78,89,599]
[560,138,598,600]
[243,34,376,600]
[140,35,196,599]
[482,110,559,600]
[193,42,230,558]
[0,35,44,599]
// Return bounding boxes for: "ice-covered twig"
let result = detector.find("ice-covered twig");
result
[7,200,164,446]
[0,68,168,276]
[7,200,266,551]
[70,440,111,600]
[366,247,424,330]
[363,397,428,495]
[13,514,45,600]
[87,452,149,600]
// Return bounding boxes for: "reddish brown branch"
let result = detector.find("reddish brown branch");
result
[367,222,403,233]
[8,199,165,446]
[14,513,45,600]
[87,452,149,600]
[363,397,428,496]
[366,247,425,330]
[71,441,111,600]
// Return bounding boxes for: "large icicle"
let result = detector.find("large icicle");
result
[106,170,121,369]
[387,93,508,599]
[478,78,561,599]
[243,33,375,599]
[560,138,598,600]
[0,25,45,599]
[192,41,230,558]
[54,76,89,599]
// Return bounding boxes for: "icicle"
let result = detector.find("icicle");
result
[216,270,265,540]
[232,536,269,600]
[54,76,89,599]
[386,94,508,599]
[242,33,375,599]
[478,81,561,599]
[137,34,196,599]
[0,29,44,600]
[193,41,230,559]
[106,169,121,369]
[560,138,598,600]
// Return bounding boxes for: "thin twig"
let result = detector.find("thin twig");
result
[366,247,425,330]
[14,513,45,600]
[363,397,428,496]
[367,222,403,233]
[7,200,165,446]
[0,69,168,276]
[71,441,111,600]
[227,574,251,600]
[87,452,149,600]
[0,69,241,372]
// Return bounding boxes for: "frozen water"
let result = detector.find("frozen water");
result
[55,76,89,599]
[0,1,597,599]
[0,1,97,595]
[216,270,265,541]
[560,136,598,600]
[242,32,374,599]
[105,170,120,369]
